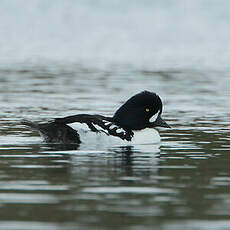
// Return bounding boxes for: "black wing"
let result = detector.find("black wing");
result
[55,114,134,141]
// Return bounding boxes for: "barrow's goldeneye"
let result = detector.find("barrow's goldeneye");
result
[21,91,170,144]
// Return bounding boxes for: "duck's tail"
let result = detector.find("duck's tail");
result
[21,119,40,130]
[20,119,81,144]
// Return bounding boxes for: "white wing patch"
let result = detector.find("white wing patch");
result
[104,122,111,126]
[102,121,123,132]
[109,125,117,130]
[94,124,108,133]
[100,120,131,140]
[116,128,125,133]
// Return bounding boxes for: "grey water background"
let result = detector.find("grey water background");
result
[1,0,230,229]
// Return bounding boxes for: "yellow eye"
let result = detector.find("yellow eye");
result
[145,108,150,112]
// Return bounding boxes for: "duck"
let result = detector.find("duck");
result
[21,91,170,145]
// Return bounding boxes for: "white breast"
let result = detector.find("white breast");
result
[132,128,160,145]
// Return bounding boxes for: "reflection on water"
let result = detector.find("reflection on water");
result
[0,64,230,230]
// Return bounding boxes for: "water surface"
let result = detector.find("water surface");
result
[0,65,230,230]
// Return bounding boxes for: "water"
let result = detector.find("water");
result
[0,67,230,230]
[1,1,230,230]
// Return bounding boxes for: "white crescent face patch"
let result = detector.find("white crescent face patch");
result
[149,110,160,123]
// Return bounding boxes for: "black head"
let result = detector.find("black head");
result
[113,91,170,130]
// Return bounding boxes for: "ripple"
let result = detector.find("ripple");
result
[83,186,176,194]
[163,220,230,230]
[0,183,69,191]
[0,193,58,204]
[11,165,65,169]
[0,154,63,158]
[43,150,113,155]
[0,221,74,230]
